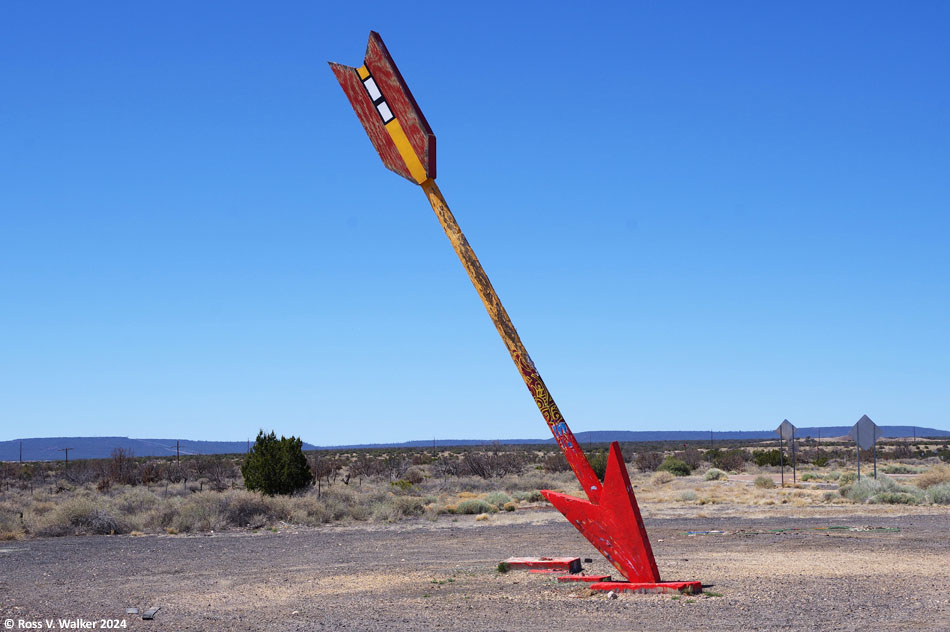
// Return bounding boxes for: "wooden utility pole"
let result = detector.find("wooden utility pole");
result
[58,447,72,470]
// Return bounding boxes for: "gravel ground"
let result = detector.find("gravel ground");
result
[1,508,948,631]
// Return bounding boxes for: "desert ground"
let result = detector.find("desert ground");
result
[2,503,948,632]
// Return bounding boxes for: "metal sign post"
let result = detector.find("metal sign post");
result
[330,32,700,594]
[780,437,784,487]
[792,436,797,483]
[849,415,880,481]
[775,420,795,487]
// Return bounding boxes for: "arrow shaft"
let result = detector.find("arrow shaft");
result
[421,180,602,502]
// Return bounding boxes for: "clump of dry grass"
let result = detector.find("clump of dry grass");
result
[512,490,545,503]
[915,464,950,489]
[456,499,496,515]
[36,497,127,537]
[171,492,226,533]
[927,483,950,504]
[754,476,775,489]
[0,502,25,540]
[483,491,513,508]
[703,468,727,481]
[651,471,674,486]
[677,490,698,502]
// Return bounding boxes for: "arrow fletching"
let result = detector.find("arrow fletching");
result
[329,31,436,184]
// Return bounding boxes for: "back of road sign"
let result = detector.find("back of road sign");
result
[849,415,880,451]
[776,419,796,441]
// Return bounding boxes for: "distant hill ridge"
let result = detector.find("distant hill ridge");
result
[1,426,947,461]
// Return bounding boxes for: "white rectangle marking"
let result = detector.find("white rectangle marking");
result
[363,77,382,101]
[376,101,394,122]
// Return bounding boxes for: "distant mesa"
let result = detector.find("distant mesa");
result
[1,426,947,461]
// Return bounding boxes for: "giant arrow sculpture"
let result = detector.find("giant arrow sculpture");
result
[331,32,700,594]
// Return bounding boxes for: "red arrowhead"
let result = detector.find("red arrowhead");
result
[541,442,660,583]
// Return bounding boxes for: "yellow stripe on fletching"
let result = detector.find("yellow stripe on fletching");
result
[385,118,427,184]
[357,65,370,80]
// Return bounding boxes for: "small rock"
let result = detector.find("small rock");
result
[607,591,618,599]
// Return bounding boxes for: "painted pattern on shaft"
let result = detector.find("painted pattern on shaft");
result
[423,180,602,503]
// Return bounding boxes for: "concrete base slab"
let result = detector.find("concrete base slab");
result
[589,581,702,595]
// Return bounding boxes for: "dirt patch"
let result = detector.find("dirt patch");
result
[1,509,948,631]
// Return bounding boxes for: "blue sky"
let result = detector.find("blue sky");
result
[1,2,947,444]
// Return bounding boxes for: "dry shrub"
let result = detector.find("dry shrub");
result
[841,476,925,504]
[346,501,371,521]
[222,490,274,526]
[372,496,426,522]
[501,472,557,494]
[142,499,182,531]
[869,492,920,505]
[704,468,727,481]
[0,504,24,540]
[483,491,512,508]
[636,451,663,472]
[677,490,698,502]
[28,501,56,517]
[172,492,225,533]
[651,471,674,486]
[456,499,496,514]
[391,496,425,517]
[319,495,352,522]
[927,482,950,505]
[915,464,950,489]
[512,490,545,503]
[753,476,775,489]
[288,497,330,526]
[37,497,126,536]
[112,487,160,516]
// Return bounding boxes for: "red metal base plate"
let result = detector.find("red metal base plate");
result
[558,575,611,583]
[503,557,582,573]
[589,581,702,595]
